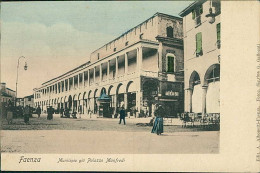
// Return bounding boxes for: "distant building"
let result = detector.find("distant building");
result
[23,95,34,108]
[179,0,220,115]
[34,12,185,118]
[1,83,16,104]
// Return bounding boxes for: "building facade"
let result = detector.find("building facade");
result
[1,83,16,104]
[179,0,220,116]
[23,95,34,108]
[34,13,184,118]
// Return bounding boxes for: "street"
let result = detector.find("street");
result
[1,114,219,154]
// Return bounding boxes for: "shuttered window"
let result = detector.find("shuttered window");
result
[192,9,195,19]
[217,23,221,41]
[167,56,174,72]
[196,32,202,54]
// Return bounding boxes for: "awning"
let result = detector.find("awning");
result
[97,93,111,102]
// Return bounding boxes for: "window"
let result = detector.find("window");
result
[192,4,203,19]
[217,23,221,41]
[125,41,129,46]
[97,53,100,60]
[28,97,31,101]
[167,56,175,72]
[196,32,202,56]
[166,26,173,38]
[113,48,116,52]
[216,23,221,48]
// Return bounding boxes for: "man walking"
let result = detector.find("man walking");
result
[119,107,126,125]
[36,105,41,118]
[23,105,30,125]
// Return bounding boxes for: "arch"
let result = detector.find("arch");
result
[166,26,173,38]
[64,96,68,102]
[204,64,220,85]
[126,81,135,93]
[108,85,115,95]
[100,87,106,95]
[60,97,64,103]
[73,94,77,101]
[189,71,201,88]
[83,92,87,100]
[94,89,99,98]
[78,93,83,100]
[116,83,125,94]
[54,98,57,104]
[88,90,93,98]
[205,64,220,113]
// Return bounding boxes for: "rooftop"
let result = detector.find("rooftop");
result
[39,12,182,88]
[179,0,206,17]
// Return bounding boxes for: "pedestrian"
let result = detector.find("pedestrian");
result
[47,106,54,120]
[151,105,164,135]
[60,107,64,118]
[36,105,41,118]
[119,107,126,125]
[6,101,14,124]
[23,105,30,125]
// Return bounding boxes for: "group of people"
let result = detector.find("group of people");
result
[118,105,164,135]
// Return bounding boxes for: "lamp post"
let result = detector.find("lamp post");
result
[15,56,28,106]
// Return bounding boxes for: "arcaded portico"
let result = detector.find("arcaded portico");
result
[180,0,221,116]
[34,13,184,118]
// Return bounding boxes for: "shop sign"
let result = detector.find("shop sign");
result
[165,90,179,97]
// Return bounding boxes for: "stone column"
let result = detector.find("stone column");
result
[67,79,69,91]
[88,69,90,86]
[186,88,193,112]
[124,93,128,110]
[72,76,75,89]
[113,94,117,119]
[158,42,163,72]
[82,72,85,87]
[93,67,96,83]
[115,57,118,79]
[137,47,143,75]
[202,85,208,117]
[125,52,128,74]
[78,74,80,88]
[100,64,102,83]
[107,61,110,80]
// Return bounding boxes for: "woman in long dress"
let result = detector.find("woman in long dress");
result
[151,105,164,135]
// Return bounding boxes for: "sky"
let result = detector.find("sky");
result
[1,1,193,98]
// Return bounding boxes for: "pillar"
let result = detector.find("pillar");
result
[115,57,118,78]
[78,74,80,88]
[93,67,96,83]
[137,46,143,75]
[72,76,75,89]
[125,52,128,74]
[113,94,117,118]
[202,85,208,117]
[124,93,128,110]
[100,64,102,83]
[88,69,90,86]
[107,61,110,80]
[82,72,85,87]
[186,88,193,112]
[158,42,163,72]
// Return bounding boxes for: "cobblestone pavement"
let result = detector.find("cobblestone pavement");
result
[1,114,219,154]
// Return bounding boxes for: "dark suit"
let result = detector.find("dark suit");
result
[119,109,126,125]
